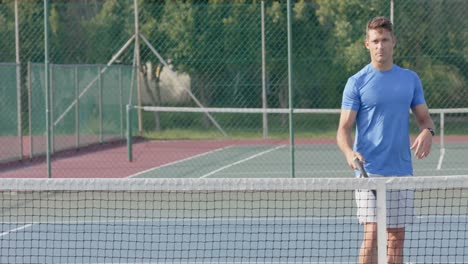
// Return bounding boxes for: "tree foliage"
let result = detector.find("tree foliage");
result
[0,0,465,108]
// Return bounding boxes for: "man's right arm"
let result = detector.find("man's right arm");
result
[336,109,362,169]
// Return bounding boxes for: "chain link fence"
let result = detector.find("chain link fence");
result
[0,0,466,177]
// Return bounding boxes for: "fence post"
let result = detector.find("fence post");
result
[261,0,268,139]
[27,62,33,159]
[99,66,103,143]
[127,104,133,162]
[15,0,22,160]
[287,0,295,178]
[44,0,51,178]
[119,66,124,140]
[75,66,80,148]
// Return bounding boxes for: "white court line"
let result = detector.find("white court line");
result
[215,169,352,177]
[415,167,468,172]
[128,145,235,178]
[1,216,356,226]
[200,145,286,178]
[0,224,33,237]
[2,215,465,228]
[211,167,468,177]
[3,215,462,226]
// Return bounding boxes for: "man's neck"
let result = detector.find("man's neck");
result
[371,61,393,71]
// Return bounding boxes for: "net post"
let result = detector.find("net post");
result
[126,104,133,162]
[376,181,387,264]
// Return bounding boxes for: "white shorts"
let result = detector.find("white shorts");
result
[355,174,415,228]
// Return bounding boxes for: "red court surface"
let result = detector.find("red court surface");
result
[0,139,225,178]
[0,138,336,179]
[1,136,465,179]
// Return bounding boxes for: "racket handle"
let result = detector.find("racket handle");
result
[353,157,376,197]
[353,157,369,178]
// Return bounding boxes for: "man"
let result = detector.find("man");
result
[336,16,434,264]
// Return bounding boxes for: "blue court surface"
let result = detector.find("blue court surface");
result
[1,216,466,263]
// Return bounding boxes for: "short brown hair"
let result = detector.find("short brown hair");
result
[366,16,393,36]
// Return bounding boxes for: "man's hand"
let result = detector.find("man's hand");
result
[410,129,433,159]
[347,152,365,169]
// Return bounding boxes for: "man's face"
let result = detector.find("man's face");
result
[365,29,396,68]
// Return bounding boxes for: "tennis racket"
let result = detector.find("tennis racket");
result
[353,157,376,197]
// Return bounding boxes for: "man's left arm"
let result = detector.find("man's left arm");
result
[411,103,435,159]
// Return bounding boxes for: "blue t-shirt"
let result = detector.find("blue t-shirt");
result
[341,64,426,176]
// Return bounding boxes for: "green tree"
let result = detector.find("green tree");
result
[79,1,134,64]
[0,2,15,62]
[291,1,338,108]
[155,1,261,108]
[315,0,388,74]
[395,0,467,108]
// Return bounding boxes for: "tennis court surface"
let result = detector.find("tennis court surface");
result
[2,136,468,178]
[128,139,468,179]
[1,138,468,263]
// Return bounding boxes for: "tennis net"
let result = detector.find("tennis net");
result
[1,176,467,263]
